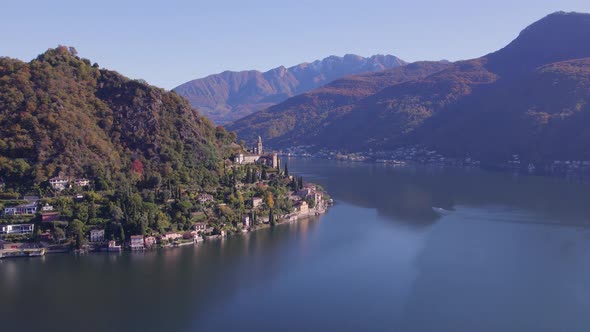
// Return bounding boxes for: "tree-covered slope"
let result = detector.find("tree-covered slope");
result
[0,46,236,189]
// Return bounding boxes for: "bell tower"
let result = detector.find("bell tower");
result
[257,136,263,156]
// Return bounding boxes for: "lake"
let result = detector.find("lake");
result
[2,158,590,331]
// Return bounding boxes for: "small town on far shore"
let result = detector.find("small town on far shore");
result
[0,137,332,259]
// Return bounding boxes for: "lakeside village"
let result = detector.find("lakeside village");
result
[0,137,331,259]
[281,145,590,175]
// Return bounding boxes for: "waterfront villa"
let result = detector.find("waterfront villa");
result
[194,222,207,232]
[144,236,157,248]
[130,235,144,250]
[0,224,34,235]
[296,201,309,214]
[90,229,105,243]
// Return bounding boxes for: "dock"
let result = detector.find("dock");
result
[0,248,46,259]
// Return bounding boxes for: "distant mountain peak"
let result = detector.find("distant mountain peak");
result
[174,54,405,124]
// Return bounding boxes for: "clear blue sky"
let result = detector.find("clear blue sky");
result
[2,0,590,89]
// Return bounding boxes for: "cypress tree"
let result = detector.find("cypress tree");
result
[284,163,289,177]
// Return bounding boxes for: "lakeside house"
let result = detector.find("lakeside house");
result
[160,233,183,242]
[296,201,309,214]
[194,222,207,232]
[144,236,157,248]
[243,215,251,228]
[0,224,34,235]
[4,201,38,215]
[90,229,105,243]
[130,235,144,250]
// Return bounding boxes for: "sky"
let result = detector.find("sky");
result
[2,0,590,89]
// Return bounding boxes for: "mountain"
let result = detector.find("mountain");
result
[228,61,452,145]
[173,54,406,124]
[0,46,236,189]
[229,12,590,163]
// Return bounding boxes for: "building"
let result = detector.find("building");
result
[297,201,309,214]
[0,224,34,235]
[144,236,157,248]
[4,202,38,215]
[197,193,214,204]
[233,153,261,165]
[90,229,105,242]
[41,212,60,222]
[41,204,54,211]
[130,235,144,250]
[256,136,263,155]
[161,233,183,242]
[243,215,251,228]
[194,222,207,232]
[252,197,263,208]
[74,178,90,187]
[49,177,70,190]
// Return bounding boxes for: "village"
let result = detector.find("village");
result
[0,138,331,259]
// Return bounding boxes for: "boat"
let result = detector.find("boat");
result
[432,207,453,215]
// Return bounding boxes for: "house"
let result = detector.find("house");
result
[144,236,157,248]
[90,229,105,242]
[194,222,207,232]
[49,177,70,190]
[197,193,215,204]
[297,201,309,215]
[74,178,90,187]
[41,204,54,211]
[130,235,144,250]
[4,201,38,215]
[234,153,261,165]
[0,224,34,235]
[252,197,263,208]
[41,212,60,222]
[161,233,183,242]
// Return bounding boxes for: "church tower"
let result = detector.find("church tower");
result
[257,136,263,156]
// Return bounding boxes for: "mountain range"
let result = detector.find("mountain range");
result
[229,11,590,164]
[173,54,406,124]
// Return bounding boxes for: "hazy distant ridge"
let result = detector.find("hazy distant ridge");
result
[173,54,406,124]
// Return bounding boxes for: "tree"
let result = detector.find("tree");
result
[284,162,289,177]
[269,208,275,226]
[261,168,268,180]
[266,192,274,209]
[69,219,86,249]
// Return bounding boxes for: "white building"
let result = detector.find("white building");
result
[90,229,105,242]
[0,224,34,235]
[49,177,70,190]
[74,178,90,187]
[130,235,144,250]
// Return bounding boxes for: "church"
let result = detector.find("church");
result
[233,136,279,168]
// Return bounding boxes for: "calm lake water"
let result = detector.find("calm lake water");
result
[2,159,590,332]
